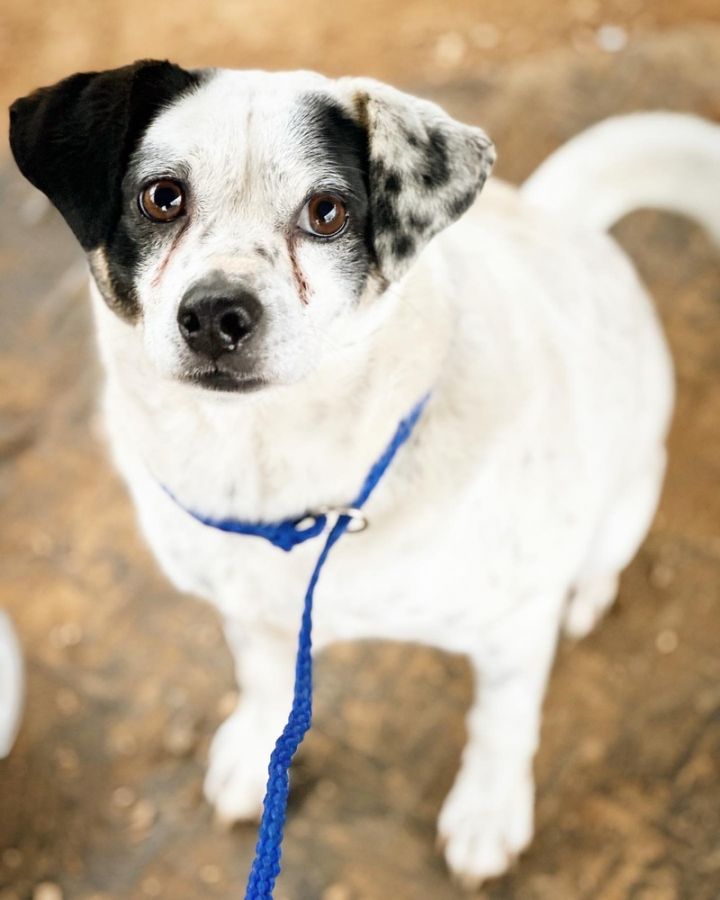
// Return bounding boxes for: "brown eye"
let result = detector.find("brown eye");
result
[299,193,348,237]
[139,179,186,222]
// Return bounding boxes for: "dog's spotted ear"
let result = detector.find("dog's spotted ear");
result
[339,78,496,282]
[9,60,199,250]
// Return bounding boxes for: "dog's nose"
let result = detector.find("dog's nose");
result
[177,286,262,359]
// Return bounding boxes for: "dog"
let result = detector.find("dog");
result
[8,60,720,886]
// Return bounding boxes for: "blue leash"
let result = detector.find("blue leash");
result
[164,394,430,898]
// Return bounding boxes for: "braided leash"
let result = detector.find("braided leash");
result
[165,394,430,898]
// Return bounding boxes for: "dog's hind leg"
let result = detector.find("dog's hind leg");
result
[204,621,296,823]
[564,447,667,639]
[438,590,564,888]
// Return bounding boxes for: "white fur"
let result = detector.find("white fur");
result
[15,76,720,885]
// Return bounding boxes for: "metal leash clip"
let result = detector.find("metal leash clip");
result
[316,505,369,533]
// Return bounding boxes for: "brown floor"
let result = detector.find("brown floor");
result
[1,8,720,900]
[1,0,720,120]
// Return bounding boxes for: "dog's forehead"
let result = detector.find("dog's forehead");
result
[136,69,360,201]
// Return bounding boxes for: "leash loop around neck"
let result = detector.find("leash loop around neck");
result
[161,393,431,898]
[159,487,330,552]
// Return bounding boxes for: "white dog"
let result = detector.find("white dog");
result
[8,61,720,886]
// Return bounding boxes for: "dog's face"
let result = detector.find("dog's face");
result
[10,61,494,392]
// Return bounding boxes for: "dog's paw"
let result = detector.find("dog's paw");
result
[563,574,619,639]
[437,766,534,889]
[204,705,273,823]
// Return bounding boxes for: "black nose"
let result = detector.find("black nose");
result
[177,284,262,359]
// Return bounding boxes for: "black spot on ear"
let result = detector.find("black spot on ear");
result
[408,213,432,232]
[384,170,403,195]
[348,83,495,282]
[392,234,415,259]
[9,60,200,252]
[447,188,478,219]
[370,159,402,237]
[369,154,426,267]
[404,129,421,148]
[418,128,450,189]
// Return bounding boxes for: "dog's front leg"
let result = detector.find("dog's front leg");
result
[438,591,564,888]
[204,620,296,823]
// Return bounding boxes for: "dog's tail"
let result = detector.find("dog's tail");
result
[521,112,720,241]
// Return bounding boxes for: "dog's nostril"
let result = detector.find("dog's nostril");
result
[180,310,201,335]
[219,310,249,344]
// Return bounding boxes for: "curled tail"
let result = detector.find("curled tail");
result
[521,112,720,241]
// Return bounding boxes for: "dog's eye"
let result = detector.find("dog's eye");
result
[298,194,348,238]
[139,179,186,223]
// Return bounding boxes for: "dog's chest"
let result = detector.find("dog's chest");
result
[115,412,598,653]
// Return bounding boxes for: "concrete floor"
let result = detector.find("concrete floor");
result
[1,20,719,900]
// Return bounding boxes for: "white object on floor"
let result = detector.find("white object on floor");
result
[0,610,24,757]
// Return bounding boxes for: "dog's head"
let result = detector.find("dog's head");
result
[10,61,494,392]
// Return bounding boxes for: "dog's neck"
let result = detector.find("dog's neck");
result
[91,260,453,521]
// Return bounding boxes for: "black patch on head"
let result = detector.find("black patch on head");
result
[298,95,375,298]
[103,157,194,322]
[9,59,201,320]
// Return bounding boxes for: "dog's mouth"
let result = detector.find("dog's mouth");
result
[181,368,267,393]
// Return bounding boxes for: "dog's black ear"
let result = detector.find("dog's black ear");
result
[339,78,496,282]
[9,60,199,250]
